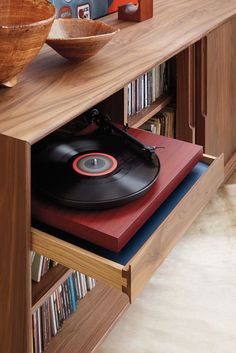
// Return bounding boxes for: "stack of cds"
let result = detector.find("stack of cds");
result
[32,271,96,353]
[127,62,167,117]
[141,105,176,138]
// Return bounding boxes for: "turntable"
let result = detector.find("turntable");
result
[32,111,161,210]
[32,111,203,252]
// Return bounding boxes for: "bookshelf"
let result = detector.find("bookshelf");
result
[0,1,236,353]
[44,283,128,353]
[32,265,72,312]
[127,93,173,128]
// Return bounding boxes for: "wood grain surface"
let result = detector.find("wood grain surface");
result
[225,152,236,182]
[0,135,31,353]
[196,16,236,164]
[31,228,128,291]
[44,282,129,353]
[32,265,72,312]
[176,46,195,143]
[128,154,224,302]
[0,0,236,143]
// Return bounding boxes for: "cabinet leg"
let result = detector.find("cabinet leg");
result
[0,135,31,353]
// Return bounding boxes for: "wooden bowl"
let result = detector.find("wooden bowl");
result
[0,0,55,87]
[46,19,119,62]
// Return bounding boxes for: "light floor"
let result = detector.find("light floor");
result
[97,175,236,353]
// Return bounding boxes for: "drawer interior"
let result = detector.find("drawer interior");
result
[32,155,224,302]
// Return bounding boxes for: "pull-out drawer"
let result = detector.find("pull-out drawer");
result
[32,155,224,303]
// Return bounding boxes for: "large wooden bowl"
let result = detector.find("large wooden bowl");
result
[0,0,55,87]
[46,19,119,62]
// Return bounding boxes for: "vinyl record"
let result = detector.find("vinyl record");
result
[32,132,160,209]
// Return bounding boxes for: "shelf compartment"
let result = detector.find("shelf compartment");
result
[127,94,173,128]
[32,265,72,313]
[44,282,129,353]
[32,154,224,303]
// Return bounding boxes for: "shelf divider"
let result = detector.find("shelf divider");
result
[128,94,173,128]
[32,264,72,313]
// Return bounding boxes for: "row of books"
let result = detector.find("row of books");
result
[127,63,167,117]
[32,252,58,283]
[32,271,96,353]
[140,106,176,138]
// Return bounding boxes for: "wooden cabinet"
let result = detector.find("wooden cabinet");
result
[0,2,236,353]
[195,16,236,178]
[176,17,236,180]
[176,46,196,144]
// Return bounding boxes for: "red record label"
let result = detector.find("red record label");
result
[72,152,118,177]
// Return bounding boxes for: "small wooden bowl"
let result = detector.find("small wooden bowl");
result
[0,0,55,87]
[46,19,119,62]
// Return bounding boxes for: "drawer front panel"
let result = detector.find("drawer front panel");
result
[32,228,128,291]
[128,154,224,301]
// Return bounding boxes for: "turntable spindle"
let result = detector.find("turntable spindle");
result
[92,158,98,166]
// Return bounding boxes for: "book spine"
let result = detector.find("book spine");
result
[131,80,136,115]
[152,67,156,103]
[36,308,42,353]
[59,284,67,321]
[141,75,145,110]
[160,62,166,95]
[137,76,142,112]
[32,254,43,282]
[155,65,161,99]
[32,270,97,352]
[76,272,83,300]
[144,73,148,108]
[147,71,153,106]
[32,312,38,353]
[69,275,77,313]
[72,272,79,301]
[127,83,132,116]
[49,294,57,337]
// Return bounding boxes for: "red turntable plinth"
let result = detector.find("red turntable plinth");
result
[32,128,203,252]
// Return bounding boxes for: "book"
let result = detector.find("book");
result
[152,67,156,103]
[131,80,136,115]
[160,62,166,95]
[147,71,153,106]
[32,254,44,283]
[127,62,170,118]
[144,73,148,108]
[127,83,132,116]
[50,294,58,336]
[155,65,161,99]
[31,251,36,265]
[69,275,77,313]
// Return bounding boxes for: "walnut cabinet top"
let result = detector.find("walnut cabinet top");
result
[0,0,235,144]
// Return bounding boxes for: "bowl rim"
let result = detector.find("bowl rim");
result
[0,3,55,30]
[46,18,120,41]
